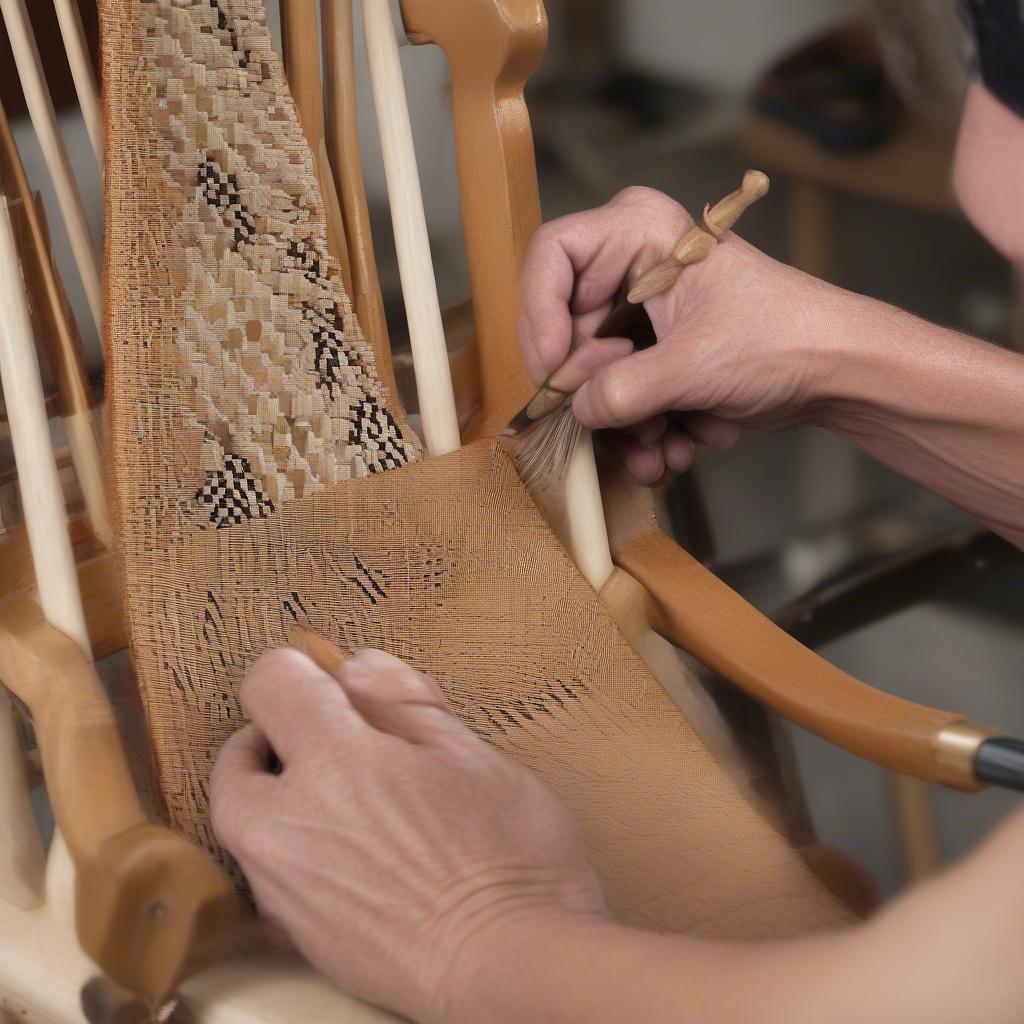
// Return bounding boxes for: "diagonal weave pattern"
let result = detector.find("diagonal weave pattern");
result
[103,0,852,937]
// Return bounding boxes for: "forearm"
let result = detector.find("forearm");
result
[444,915,851,1024]
[446,831,1024,1024]
[812,293,1024,547]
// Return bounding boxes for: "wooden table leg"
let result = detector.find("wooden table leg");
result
[790,179,836,282]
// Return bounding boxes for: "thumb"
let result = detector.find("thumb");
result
[571,344,685,429]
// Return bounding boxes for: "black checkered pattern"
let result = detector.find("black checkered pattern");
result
[348,396,409,473]
[203,0,250,67]
[196,455,275,528]
[303,302,364,396]
[198,157,256,248]
[286,239,326,284]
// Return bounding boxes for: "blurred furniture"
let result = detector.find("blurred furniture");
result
[742,110,959,281]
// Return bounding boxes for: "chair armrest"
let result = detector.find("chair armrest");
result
[0,596,238,1005]
[615,531,995,791]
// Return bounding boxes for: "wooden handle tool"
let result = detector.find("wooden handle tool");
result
[503,170,769,437]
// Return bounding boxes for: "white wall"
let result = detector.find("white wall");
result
[622,0,868,93]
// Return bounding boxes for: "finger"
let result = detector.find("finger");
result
[549,335,634,393]
[331,649,467,746]
[663,429,696,474]
[213,723,273,787]
[211,724,276,848]
[519,190,691,382]
[623,415,669,447]
[240,648,367,766]
[572,344,683,429]
[677,412,742,453]
[602,433,667,486]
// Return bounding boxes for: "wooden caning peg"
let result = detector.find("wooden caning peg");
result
[627,170,769,304]
[702,169,770,239]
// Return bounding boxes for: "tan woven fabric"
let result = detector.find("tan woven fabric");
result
[102,0,853,938]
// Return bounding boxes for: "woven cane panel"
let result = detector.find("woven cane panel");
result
[102,0,852,937]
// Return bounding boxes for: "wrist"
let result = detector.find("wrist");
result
[435,910,615,1024]
[796,288,949,431]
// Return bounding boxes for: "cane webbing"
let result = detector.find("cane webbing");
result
[102,0,852,937]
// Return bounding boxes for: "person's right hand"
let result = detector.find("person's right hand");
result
[518,186,859,484]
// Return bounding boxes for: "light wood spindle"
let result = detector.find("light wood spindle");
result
[0,0,101,329]
[361,0,460,455]
[53,0,103,163]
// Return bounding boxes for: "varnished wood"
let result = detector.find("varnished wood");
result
[400,0,548,436]
[616,531,978,786]
[321,0,397,397]
[398,0,614,588]
[0,599,238,1005]
[0,521,126,660]
[279,0,353,289]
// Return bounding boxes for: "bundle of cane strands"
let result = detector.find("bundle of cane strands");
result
[103,0,852,935]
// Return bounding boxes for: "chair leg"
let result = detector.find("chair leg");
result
[0,692,45,909]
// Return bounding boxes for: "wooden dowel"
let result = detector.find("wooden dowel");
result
[1,99,110,547]
[28,193,110,547]
[52,0,102,164]
[562,431,614,589]
[0,194,92,924]
[361,0,460,456]
[0,0,101,330]
[0,198,90,656]
[892,774,941,882]
[279,0,353,289]
[0,195,92,913]
[321,0,396,396]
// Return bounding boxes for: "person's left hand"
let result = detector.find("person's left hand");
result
[210,647,607,1024]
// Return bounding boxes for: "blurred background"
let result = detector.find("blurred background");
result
[1,0,1021,901]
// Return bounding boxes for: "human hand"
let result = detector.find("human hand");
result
[210,648,607,1024]
[518,186,852,484]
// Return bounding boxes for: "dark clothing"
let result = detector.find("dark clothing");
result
[965,0,1024,116]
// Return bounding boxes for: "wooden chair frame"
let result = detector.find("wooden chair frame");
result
[0,0,1016,1018]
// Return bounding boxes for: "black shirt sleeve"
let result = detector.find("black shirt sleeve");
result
[965,0,1024,116]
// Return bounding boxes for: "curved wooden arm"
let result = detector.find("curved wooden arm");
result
[0,597,238,1006]
[615,531,996,791]
[399,0,547,435]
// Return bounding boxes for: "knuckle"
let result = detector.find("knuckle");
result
[528,217,565,253]
[595,369,643,426]
[612,184,663,206]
